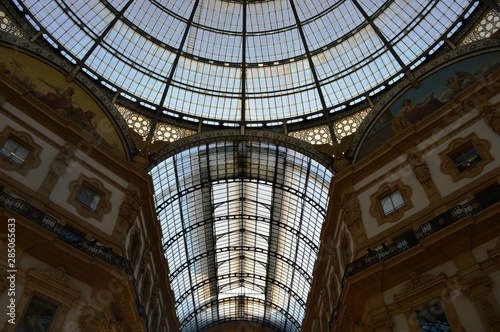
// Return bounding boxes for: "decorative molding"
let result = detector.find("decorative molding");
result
[367,312,393,329]
[397,272,447,296]
[394,272,466,332]
[38,144,75,197]
[118,188,143,230]
[407,151,432,185]
[460,275,492,295]
[439,132,494,182]
[0,125,41,175]
[68,173,112,221]
[369,179,413,225]
[39,266,76,290]
[480,102,500,135]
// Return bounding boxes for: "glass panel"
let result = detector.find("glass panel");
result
[76,185,101,212]
[451,145,482,172]
[16,296,58,332]
[151,141,332,330]
[413,300,450,332]
[1,139,29,165]
[381,190,405,216]
[17,0,472,124]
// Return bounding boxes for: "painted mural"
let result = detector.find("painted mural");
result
[0,46,125,157]
[356,51,500,160]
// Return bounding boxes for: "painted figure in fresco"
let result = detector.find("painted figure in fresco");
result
[446,71,478,96]
[391,93,444,134]
[39,78,75,111]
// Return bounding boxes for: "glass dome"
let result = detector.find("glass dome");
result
[14,0,474,126]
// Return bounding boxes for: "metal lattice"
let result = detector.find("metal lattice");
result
[461,8,500,45]
[116,104,195,143]
[289,108,371,145]
[332,108,371,142]
[289,124,333,145]
[0,6,24,38]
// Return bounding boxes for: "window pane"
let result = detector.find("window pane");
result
[76,185,101,211]
[413,300,450,332]
[381,190,405,216]
[1,139,30,165]
[16,296,58,332]
[452,145,481,172]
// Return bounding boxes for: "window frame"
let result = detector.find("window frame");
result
[76,184,102,212]
[370,179,413,225]
[17,293,59,332]
[380,189,405,216]
[68,174,112,221]
[412,299,451,332]
[439,133,493,182]
[0,126,41,175]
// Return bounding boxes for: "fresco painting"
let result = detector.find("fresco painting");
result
[357,52,500,160]
[0,47,125,157]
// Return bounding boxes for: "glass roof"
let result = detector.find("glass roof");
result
[151,141,332,331]
[14,0,473,126]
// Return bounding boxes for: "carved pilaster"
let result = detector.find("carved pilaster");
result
[342,191,367,243]
[38,144,75,198]
[406,150,441,201]
[113,187,143,239]
[480,103,500,135]
[367,311,393,332]
[487,238,500,264]
[139,244,151,274]
[460,274,500,331]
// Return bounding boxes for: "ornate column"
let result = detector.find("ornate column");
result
[341,191,367,244]
[37,144,75,199]
[112,187,143,239]
[456,248,500,331]
[406,150,441,201]
[480,103,500,135]
[461,275,500,331]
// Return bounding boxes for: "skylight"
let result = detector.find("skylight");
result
[14,0,473,126]
[151,141,332,331]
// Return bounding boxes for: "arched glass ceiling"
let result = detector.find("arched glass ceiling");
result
[14,0,473,125]
[150,141,332,331]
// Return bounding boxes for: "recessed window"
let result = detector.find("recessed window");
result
[370,180,413,225]
[0,126,41,175]
[380,190,405,216]
[0,138,30,165]
[449,142,482,173]
[76,184,101,212]
[17,295,58,332]
[68,174,112,221]
[439,133,493,182]
[412,300,450,332]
